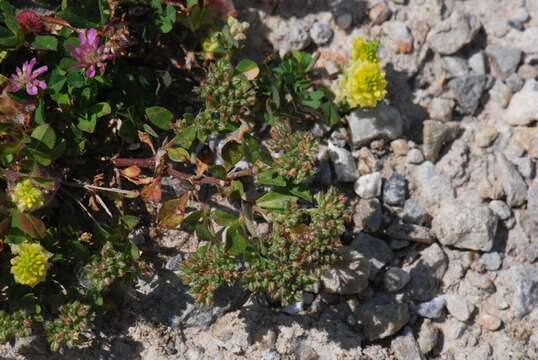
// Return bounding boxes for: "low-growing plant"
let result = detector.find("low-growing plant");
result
[0,0,386,351]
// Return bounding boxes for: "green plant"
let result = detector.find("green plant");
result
[44,301,95,352]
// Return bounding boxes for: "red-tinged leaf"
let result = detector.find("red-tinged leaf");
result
[141,178,162,203]
[158,192,190,228]
[122,165,141,178]
[16,212,46,239]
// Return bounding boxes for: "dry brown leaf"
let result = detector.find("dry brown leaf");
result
[138,131,156,155]
[141,177,162,203]
[122,165,141,178]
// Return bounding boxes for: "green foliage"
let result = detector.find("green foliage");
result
[192,58,256,132]
[0,310,34,343]
[44,301,95,352]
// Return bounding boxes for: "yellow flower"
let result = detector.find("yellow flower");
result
[339,60,387,108]
[10,242,52,287]
[351,37,380,63]
[11,179,45,212]
[202,32,220,55]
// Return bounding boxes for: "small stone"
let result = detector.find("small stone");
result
[321,248,369,295]
[478,313,502,331]
[529,180,538,211]
[410,162,456,215]
[261,350,281,360]
[441,318,467,341]
[488,200,511,220]
[496,153,528,207]
[489,80,512,108]
[351,233,393,280]
[309,22,333,46]
[391,326,425,360]
[415,296,446,319]
[511,157,535,179]
[468,51,486,75]
[429,98,455,122]
[427,11,480,55]
[432,201,498,251]
[390,139,409,155]
[486,46,522,79]
[445,295,475,321]
[369,1,392,25]
[357,302,409,340]
[390,239,410,249]
[513,127,538,159]
[402,199,429,225]
[479,252,502,271]
[448,74,488,114]
[282,302,303,315]
[406,149,425,164]
[165,253,183,271]
[385,223,434,244]
[383,173,407,206]
[422,120,460,161]
[505,79,538,126]
[442,56,470,78]
[508,265,538,318]
[336,14,352,29]
[354,172,383,199]
[475,126,498,148]
[383,21,414,54]
[353,198,383,232]
[506,73,524,93]
[346,104,404,148]
[269,19,310,57]
[328,142,357,182]
[417,320,439,354]
[406,244,448,302]
[384,267,411,292]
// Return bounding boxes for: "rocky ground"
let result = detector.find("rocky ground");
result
[3,0,538,359]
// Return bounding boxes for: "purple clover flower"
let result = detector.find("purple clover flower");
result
[68,28,113,78]
[8,58,48,96]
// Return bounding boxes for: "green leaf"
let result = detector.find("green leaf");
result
[256,170,287,187]
[226,223,248,255]
[77,113,97,133]
[121,215,139,230]
[145,106,174,130]
[175,126,196,148]
[167,147,190,162]
[158,193,189,229]
[31,124,56,150]
[31,35,58,51]
[34,99,45,125]
[213,209,238,227]
[235,59,260,80]
[209,165,226,179]
[67,71,84,88]
[256,191,298,211]
[221,141,243,166]
[143,124,159,138]
[321,101,341,126]
[89,102,111,118]
[187,0,198,7]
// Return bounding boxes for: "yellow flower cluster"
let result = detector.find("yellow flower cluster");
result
[10,179,45,212]
[335,38,387,108]
[10,242,52,287]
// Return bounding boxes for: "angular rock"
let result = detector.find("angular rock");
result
[269,19,310,57]
[448,74,488,114]
[383,173,407,206]
[427,11,480,55]
[488,200,512,220]
[504,79,538,126]
[445,295,475,322]
[511,156,535,179]
[391,326,425,360]
[346,104,403,148]
[406,244,448,302]
[429,98,454,122]
[385,223,434,244]
[478,313,502,331]
[417,320,439,354]
[519,210,538,241]
[496,153,528,207]
[415,296,447,319]
[486,46,522,79]
[478,252,502,272]
[505,265,538,318]
[402,199,429,225]
[357,302,409,340]
[383,21,414,54]
[353,198,383,232]
[321,248,369,295]
[350,233,393,280]
[489,80,512,108]
[328,142,357,182]
[422,120,460,161]
[468,51,486,75]
[384,267,411,292]
[432,201,498,251]
[442,56,470,78]
[410,162,456,215]
[406,149,425,164]
[354,172,383,199]
[529,180,538,211]
[309,22,333,45]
